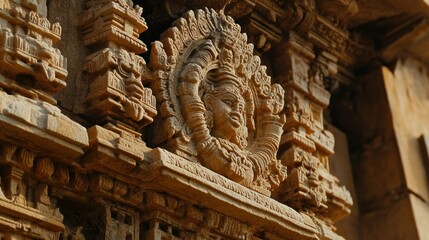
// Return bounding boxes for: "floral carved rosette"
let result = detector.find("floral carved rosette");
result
[149,8,287,195]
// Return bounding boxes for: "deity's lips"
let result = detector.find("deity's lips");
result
[229,112,242,127]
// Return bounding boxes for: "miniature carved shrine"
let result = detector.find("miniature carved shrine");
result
[1,0,429,239]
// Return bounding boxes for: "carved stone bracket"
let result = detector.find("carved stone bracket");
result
[83,125,152,177]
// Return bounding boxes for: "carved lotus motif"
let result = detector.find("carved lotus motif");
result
[149,9,287,196]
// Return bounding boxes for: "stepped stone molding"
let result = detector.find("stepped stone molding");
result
[142,147,344,240]
[0,90,88,159]
[82,127,345,240]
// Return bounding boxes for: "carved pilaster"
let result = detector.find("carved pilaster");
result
[273,32,352,223]
[82,200,140,240]
[78,0,157,131]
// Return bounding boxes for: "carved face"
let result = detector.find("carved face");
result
[152,9,287,194]
[203,74,248,149]
[210,84,245,140]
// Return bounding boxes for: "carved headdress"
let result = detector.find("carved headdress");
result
[149,8,286,196]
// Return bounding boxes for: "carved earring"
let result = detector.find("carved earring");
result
[203,94,214,129]
[206,111,213,129]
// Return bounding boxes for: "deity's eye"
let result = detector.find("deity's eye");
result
[223,99,233,107]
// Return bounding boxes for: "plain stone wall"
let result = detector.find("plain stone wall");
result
[383,58,429,240]
[332,67,421,240]
[329,125,359,240]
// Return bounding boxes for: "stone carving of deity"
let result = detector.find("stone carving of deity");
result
[149,9,287,195]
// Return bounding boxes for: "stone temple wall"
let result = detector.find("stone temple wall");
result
[0,0,428,239]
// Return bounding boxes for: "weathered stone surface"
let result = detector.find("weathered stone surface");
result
[0,90,88,159]
[8,0,429,239]
[0,0,355,238]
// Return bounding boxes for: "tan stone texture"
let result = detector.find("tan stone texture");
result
[1,0,429,239]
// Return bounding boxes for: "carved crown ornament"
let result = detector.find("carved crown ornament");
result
[149,8,287,196]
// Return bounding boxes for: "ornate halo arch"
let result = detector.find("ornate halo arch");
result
[149,8,286,195]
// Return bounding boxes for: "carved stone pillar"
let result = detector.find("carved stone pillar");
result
[272,32,353,223]
[77,0,157,196]
[73,3,153,238]
[0,1,88,239]
[77,0,157,132]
